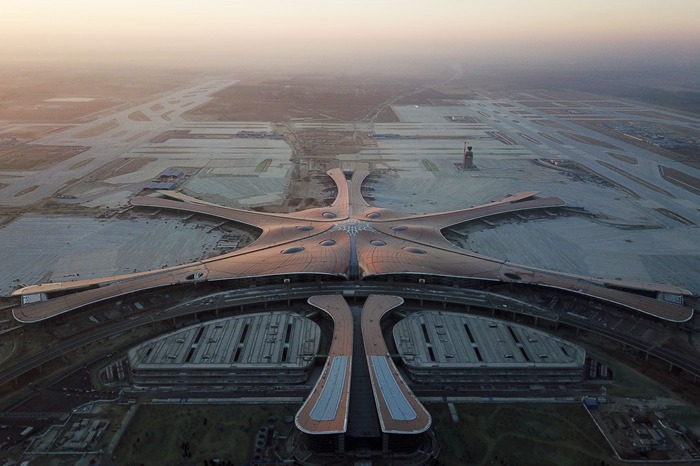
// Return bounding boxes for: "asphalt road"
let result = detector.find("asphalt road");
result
[1,282,698,388]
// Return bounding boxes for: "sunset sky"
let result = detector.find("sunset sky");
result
[2,0,699,69]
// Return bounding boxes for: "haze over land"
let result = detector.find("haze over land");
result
[2,1,699,73]
[2,0,700,118]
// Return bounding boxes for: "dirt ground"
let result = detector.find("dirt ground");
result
[575,120,700,167]
[0,143,89,170]
[73,119,119,138]
[660,165,700,196]
[128,111,151,122]
[557,130,623,150]
[0,124,68,141]
[183,75,435,122]
[0,67,199,124]
[182,75,481,206]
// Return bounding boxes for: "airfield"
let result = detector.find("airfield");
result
[1,77,699,296]
[1,72,700,464]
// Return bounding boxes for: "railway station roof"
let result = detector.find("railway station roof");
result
[129,311,319,371]
[393,311,585,369]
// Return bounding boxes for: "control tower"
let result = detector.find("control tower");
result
[462,142,475,170]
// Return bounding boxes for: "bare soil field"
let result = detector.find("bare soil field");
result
[0,124,68,140]
[108,157,156,178]
[0,67,198,124]
[532,89,603,100]
[606,152,638,164]
[183,75,430,122]
[67,157,157,187]
[392,86,478,105]
[516,100,559,109]
[557,130,622,150]
[0,143,88,170]
[14,185,39,197]
[532,119,569,129]
[295,128,376,158]
[576,120,700,166]
[541,108,599,118]
[374,105,399,122]
[128,110,151,121]
[68,157,95,170]
[73,119,119,138]
[659,165,700,196]
[623,110,697,124]
[126,130,150,143]
[596,160,674,197]
[587,100,634,108]
[0,98,118,124]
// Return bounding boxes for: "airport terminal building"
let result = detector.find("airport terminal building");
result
[393,312,586,389]
[128,311,320,389]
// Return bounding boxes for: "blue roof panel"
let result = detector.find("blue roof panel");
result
[371,356,416,421]
[310,355,348,421]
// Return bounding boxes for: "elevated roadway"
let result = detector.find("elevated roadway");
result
[2,283,699,390]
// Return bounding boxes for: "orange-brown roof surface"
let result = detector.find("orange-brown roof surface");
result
[362,295,431,434]
[295,295,353,434]
[295,294,431,436]
[12,168,694,323]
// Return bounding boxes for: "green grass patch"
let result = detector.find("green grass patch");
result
[113,403,298,465]
[255,158,272,172]
[574,344,675,400]
[422,159,439,171]
[429,403,616,466]
[662,405,700,431]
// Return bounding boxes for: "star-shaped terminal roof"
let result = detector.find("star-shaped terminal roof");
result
[12,168,694,323]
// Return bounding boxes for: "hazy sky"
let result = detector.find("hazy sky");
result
[2,0,699,70]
